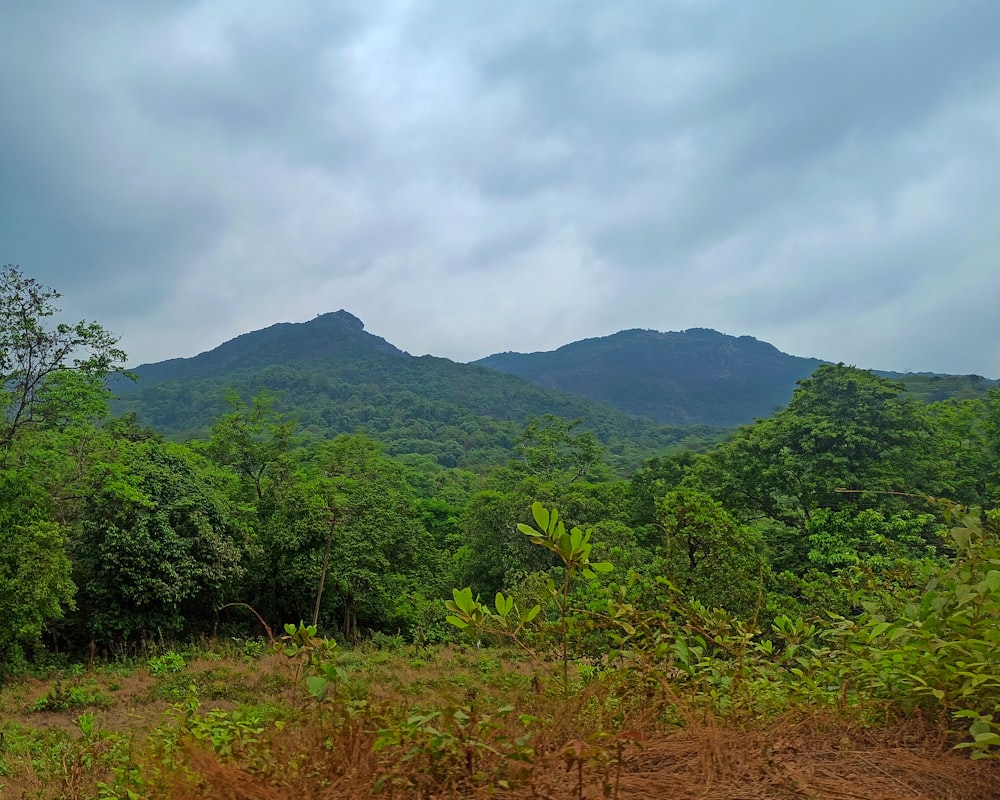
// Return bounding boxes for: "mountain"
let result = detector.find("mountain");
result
[113,312,723,472]
[123,310,406,387]
[473,328,826,427]
[874,371,999,404]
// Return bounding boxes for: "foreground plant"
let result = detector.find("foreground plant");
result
[447,502,612,695]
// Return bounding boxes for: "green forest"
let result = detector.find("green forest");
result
[2,265,999,797]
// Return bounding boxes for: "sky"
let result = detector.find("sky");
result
[2,1,999,377]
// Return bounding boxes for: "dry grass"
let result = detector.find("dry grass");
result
[0,646,996,800]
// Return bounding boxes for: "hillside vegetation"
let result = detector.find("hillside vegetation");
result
[474,327,999,426]
[2,266,1000,796]
[113,311,724,473]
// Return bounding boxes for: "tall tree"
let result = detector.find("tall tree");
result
[692,365,931,530]
[0,470,75,669]
[74,439,249,641]
[204,390,296,501]
[0,266,126,456]
[249,435,440,639]
[654,488,765,615]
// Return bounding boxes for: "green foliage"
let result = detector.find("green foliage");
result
[453,490,557,596]
[0,470,74,670]
[450,502,612,695]
[374,702,533,795]
[444,588,541,637]
[924,397,992,505]
[517,502,613,582]
[74,438,249,641]
[203,390,296,501]
[513,415,609,484]
[654,488,765,616]
[147,651,186,676]
[30,679,112,712]
[0,265,127,454]
[825,503,1000,757]
[249,434,444,639]
[804,507,940,570]
[268,621,347,703]
[693,365,932,530]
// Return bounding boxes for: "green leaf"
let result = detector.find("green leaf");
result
[868,621,892,639]
[495,592,513,616]
[591,562,613,573]
[531,502,549,532]
[517,522,536,538]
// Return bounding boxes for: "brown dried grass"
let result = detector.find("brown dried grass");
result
[3,648,997,800]
[153,704,999,800]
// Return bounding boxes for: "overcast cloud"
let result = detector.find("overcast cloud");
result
[2,1,999,376]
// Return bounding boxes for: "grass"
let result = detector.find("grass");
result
[0,640,995,799]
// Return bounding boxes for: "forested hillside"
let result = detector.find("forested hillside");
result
[112,310,724,472]
[475,327,824,425]
[3,266,1000,794]
[474,327,999,426]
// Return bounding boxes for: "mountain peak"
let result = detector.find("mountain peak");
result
[313,310,365,330]
[123,309,406,388]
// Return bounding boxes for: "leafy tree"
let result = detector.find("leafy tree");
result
[513,415,608,484]
[74,439,249,641]
[692,365,931,530]
[984,388,1000,506]
[628,451,696,545]
[315,436,441,638]
[804,507,941,571]
[0,470,74,669]
[654,488,765,615]
[204,390,296,501]
[452,491,558,596]
[923,398,991,506]
[0,266,126,455]
[250,435,441,639]
[250,471,332,627]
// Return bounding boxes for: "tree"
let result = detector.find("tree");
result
[513,415,607,484]
[692,365,931,530]
[249,435,440,639]
[0,470,74,669]
[922,397,991,506]
[804,507,940,571]
[655,488,765,615]
[204,390,296,501]
[453,491,552,596]
[74,439,248,641]
[0,266,126,455]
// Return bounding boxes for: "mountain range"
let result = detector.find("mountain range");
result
[474,327,824,427]
[113,311,997,470]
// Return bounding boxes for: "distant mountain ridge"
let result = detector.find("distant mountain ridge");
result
[473,327,826,427]
[114,313,997,470]
[113,311,720,471]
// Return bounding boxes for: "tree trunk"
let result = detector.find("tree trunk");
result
[312,514,337,628]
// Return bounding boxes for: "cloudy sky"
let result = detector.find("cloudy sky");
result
[2,1,999,376]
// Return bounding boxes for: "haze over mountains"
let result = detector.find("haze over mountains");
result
[114,311,997,470]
